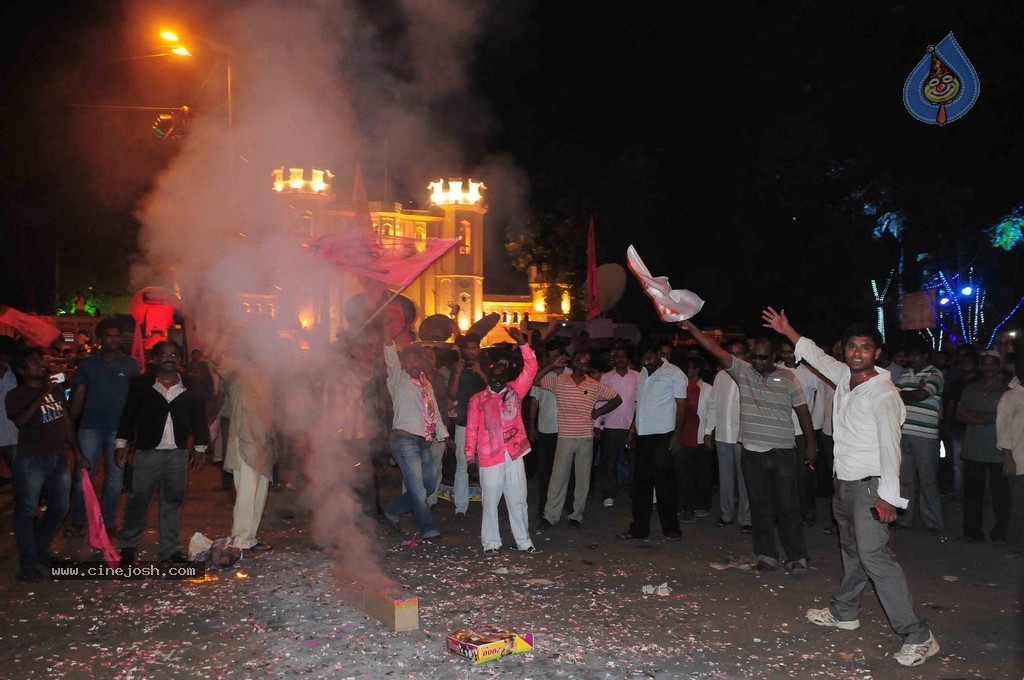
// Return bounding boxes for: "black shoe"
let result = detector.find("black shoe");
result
[741,525,753,534]
[162,551,189,565]
[538,518,554,529]
[16,565,44,582]
[714,519,734,528]
[120,548,136,567]
[753,560,778,573]
[568,519,582,529]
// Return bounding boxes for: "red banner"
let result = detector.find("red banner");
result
[0,306,60,347]
[586,216,600,320]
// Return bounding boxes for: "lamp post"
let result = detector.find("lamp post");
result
[158,31,233,167]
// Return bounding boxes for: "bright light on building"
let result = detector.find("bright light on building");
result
[961,286,973,296]
[940,297,950,305]
[427,178,485,206]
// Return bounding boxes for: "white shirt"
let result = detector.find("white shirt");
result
[530,366,570,434]
[0,368,18,447]
[996,381,1024,472]
[692,379,712,441]
[384,344,449,440]
[795,337,907,508]
[635,359,688,436]
[779,362,825,433]
[705,369,740,443]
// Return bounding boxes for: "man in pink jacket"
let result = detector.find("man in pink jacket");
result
[465,327,540,555]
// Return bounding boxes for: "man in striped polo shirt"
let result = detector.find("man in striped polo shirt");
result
[535,352,622,529]
[683,320,817,573]
[894,345,945,534]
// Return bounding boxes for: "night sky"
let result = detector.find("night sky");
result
[3,0,1023,344]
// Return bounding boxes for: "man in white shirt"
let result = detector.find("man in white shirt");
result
[705,340,751,532]
[996,341,1024,557]
[764,308,939,668]
[382,337,453,541]
[617,349,687,541]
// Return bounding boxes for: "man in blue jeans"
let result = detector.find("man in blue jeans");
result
[66,318,139,536]
[383,333,453,540]
[5,347,90,581]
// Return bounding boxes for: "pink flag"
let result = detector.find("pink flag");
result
[312,234,460,289]
[586,217,600,320]
[0,306,60,346]
[626,244,705,322]
[80,469,122,567]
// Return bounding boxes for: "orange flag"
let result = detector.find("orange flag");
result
[586,216,600,320]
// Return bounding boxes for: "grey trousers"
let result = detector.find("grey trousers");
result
[120,449,189,561]
[829,478,930,643]
[715,441,750,525]
[896,434,944,530]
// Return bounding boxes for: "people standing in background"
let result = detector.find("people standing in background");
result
[956,351,1010,544]
[676,356,713,522]
[447,333,486,519]
[706,339,751,533]
[996,338,1024,558]
[66,318,139,537]
[0,336,19,488]
[894,345,945,535]
[596,343,639,508]
[616,348,687,541]
[6,347,89,581]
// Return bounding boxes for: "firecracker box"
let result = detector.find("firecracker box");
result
[363,586,419,632]
[446,625,535,663]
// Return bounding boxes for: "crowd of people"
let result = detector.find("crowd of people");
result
[1,311,1022,670]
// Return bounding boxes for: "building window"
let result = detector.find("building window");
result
[459,220,471,254]
[414,224,426,240]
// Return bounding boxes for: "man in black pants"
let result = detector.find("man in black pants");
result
[115,341,209,566]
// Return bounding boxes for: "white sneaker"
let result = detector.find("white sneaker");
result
[893,632,939,667]
[806,608,860,630]
[603,498,614,507]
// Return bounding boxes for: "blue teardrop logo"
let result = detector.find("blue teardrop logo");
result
[903,32,980,126]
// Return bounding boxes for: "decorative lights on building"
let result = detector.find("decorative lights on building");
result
[427,179,485,206]
[272,167,334,194]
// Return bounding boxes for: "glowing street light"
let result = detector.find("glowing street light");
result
[961,286,973,296]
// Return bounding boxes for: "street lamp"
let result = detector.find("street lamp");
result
[158,30,232,163]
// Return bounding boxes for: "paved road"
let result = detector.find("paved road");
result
[0,457,1020,679]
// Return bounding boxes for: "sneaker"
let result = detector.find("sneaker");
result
[806,607,860,630]
[785,559,809,574]
[679,511,696,523]
[603,498,614,508]
[893,632,939,667]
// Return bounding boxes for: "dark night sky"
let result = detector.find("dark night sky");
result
[2,0,1023,343]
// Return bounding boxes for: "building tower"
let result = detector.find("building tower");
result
[427,179,486,332]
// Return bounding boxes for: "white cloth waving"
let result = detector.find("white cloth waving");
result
[625,245,705,322]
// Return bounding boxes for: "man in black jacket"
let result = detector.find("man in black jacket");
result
[115,341,209,565]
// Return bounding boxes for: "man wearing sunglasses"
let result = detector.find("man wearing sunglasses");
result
[681,319,816,574]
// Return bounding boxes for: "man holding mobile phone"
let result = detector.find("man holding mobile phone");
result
[5,347,89,581]
[763,308,939,668]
